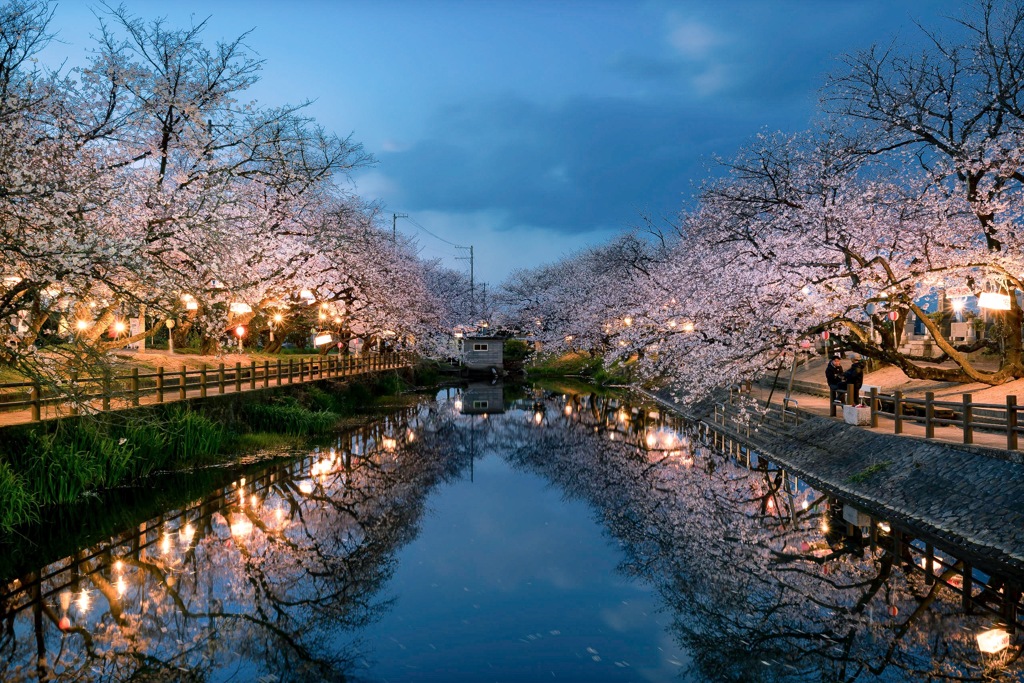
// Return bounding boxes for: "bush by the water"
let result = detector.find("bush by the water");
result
[241,396,339,436]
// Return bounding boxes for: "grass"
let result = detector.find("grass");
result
[527,352,631,385]
[0,369,414,533]
[847,460,892,484]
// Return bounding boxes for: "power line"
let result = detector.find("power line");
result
[402,215,465,249]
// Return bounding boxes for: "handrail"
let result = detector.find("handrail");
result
[0,352,416,424]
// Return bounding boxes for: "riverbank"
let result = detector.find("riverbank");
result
[0,367,428,533]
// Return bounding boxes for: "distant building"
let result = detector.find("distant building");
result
[460,335,504,374]
[460,382,505,415]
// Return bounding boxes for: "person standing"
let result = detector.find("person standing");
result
[826,354,846,405]
[845,358,865,405]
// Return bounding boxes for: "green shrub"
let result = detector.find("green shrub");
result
[241,399,338,436]
[0,459,38,531]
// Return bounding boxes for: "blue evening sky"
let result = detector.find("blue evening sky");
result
[41,0,968,283]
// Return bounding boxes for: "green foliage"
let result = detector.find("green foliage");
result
[503,339,533,371]
[372,372,407,396]
[0,459,38,532]
[241,397,338,436]
[847,461,892,484]
[528,352,603,377]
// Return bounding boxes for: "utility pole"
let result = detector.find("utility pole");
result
[392,212,407,244]
[457,244,475,319]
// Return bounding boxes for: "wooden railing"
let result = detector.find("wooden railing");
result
[863,387,1022,450]
[0,352,414,424]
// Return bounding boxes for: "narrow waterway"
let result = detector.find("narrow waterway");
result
[0,383,1020,682]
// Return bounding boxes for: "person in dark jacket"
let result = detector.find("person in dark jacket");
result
[825,355,846,405]
[844,358,865,405]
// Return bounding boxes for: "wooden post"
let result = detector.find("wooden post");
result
[300,358,306,382]
[869,387,878,427]
[103,371,111,411]
[924,543,934,585]
[201,364,208,398]
[250,361,257,390]
[925,391,935,439]
[30,382,40,422]
[847,384,855,407]
[277,359,283,386]
[218,363,226,394]
[235,362,242,393]
[156,367,164,403]
[963,394,973,445]
[894,390,903,435]
[962,563,973,613]
[131,368,140,406]
[70,371,79,416]
[263,360,270,388]
[1008,395,1019,450]
[288,359,294,384]
[179,365,187,400]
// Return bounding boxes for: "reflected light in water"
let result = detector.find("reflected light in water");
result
[76,589,91,615]
[116,576,127,598]
[180,523,195,545]
[298,481,314,495]
[977,628,1010,654]
[230,516,254,537]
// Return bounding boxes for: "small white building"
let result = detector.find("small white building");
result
[461,336,504,374]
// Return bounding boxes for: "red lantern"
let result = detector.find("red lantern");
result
[821,330,830,341]
[887,310,899,321]
[59,616,71,631]
[799,339,811,349]
[887,604,898,617]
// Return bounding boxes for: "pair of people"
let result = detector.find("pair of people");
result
[826,354,865,405]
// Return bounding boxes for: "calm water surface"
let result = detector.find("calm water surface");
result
[0,383,1020,682]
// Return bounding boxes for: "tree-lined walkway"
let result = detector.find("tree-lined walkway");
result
[0,352,413,428]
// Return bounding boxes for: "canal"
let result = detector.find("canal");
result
[0,383,1020,682]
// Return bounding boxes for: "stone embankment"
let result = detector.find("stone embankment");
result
[650,387,1024,583]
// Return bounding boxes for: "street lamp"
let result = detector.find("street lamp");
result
[235,325,245,352]
[166,319,176,353]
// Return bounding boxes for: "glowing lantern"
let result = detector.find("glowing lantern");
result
[313,332,333,346]
[564,404,573,416]
[623,316,633,326]
[887,310,899,321]
[820,330,829,341]
[235,325,245,337]
[59,616,71,631]
[299,289,315,304]
[979,292,1011,311]
[977,628,1010,654]
[680,321,695,333]
[229,302,252,314]
[75,319,89,332]
[799,339,811,349]
[533,411,543,425]
[273,313,283,323]
[299,481,314,495]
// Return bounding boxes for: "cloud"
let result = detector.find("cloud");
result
[668,19,722,60]
[377,95,744,239]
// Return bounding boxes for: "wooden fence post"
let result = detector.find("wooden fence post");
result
[102,371,111,411]
[925,391,935,439]
[963,394,973,445]
[277,359,283,386]
[288,359,294,383]
[131,368,140,407]
[300,358,306,382]
[200,364,208,398]
[1007,395,1018,450]
[156,367,164,403]
[235,362,242,393]
[179,365,187,400]
[894,390,903,435]
[264,360,270,388]
[250,361,257,390]
[217,363,225,394]
[869,387,878,427]
[69,371,79,417]
[30,382,40,422]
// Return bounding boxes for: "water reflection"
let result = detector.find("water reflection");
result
[0,385,1020,682]
[0,402,468,682]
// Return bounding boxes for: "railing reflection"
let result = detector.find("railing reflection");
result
[0,402,449,681]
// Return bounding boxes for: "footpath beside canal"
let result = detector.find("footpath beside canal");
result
[645,366,1024,627]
